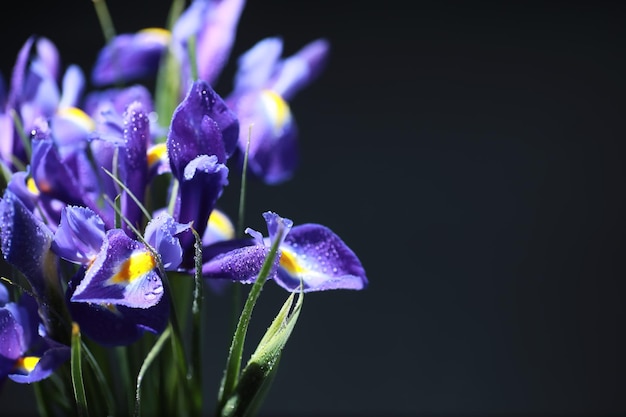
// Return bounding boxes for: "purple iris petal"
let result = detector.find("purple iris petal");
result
[167,80,239,180]
[175,155,229,267]
[52,206,106,265]
[91,29,170,86]
[195,0,245,85]
[85,84,154,118]
[263,211,293,242]
[71,229,163,309]
[144,212,190,270]
[269,38,330,101]
[0,283,8,305]
[30,136,85,206]
[229,89,299,184]
[232,37,283,94]
[7,36,35,108]
[118,101,149,234]
[6,171,37,212]
[66,268,169,346]
[275,224,368,292]
[202,244,278,284]
[59,64,85,108]
[49,107,94,156]
[0,189,53,298]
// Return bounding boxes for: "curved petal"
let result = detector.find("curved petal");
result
[275,223,368,292]
[144,212,191,270]
[91,29,170,86]
[52,205,106,264]
[0,189,53,298]
[202,244,277,283]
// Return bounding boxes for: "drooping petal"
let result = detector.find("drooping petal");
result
[166,80,239,180]
[8,341,70,383]
[0,189,53,298]
[275,223,368,292]
[91,29,171,86]
[71,229,163,309]
[202,244,277,283]
[144,212,191,270]
[66,268,169,346]
[52,205,106,265]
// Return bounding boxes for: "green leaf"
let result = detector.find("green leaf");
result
[134,325,171,417]
[71,322,90,417]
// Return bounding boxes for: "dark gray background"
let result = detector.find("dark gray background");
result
[1,1,625,416]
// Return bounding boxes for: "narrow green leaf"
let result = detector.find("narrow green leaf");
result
[134,325,171,417]
[91,0,117,43]
[82,342,116,416]
[71,322,89,417]
[114,194,121,229]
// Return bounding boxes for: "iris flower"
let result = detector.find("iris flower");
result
[202,211,368,292]
[0,282,70,386]
[52,205,189,345]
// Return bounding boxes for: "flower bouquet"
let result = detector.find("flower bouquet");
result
[0,0,367,416]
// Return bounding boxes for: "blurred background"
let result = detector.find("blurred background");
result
[1,0,625,416]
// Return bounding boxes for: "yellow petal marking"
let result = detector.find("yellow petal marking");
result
[260,89,292,135]
[15,356,40,373]
[57,106,96,132]
[138,27,171,43]
[109,250,156,284]
[26,177,40,195]
[207,209,235,240]
[147,143,167,167]
[279,247,306,275]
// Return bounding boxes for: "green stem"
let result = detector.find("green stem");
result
[91,0,116,43]
[217,222,286,413]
